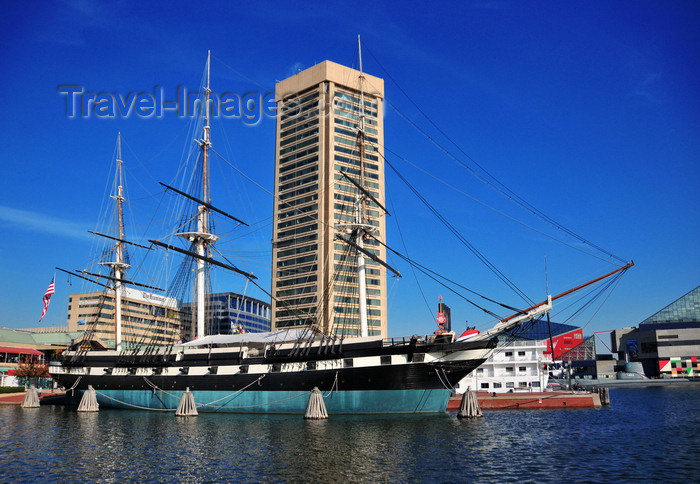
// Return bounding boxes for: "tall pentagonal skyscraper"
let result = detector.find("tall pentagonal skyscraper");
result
[271,61,387,337]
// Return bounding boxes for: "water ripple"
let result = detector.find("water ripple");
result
[1,385,698,483]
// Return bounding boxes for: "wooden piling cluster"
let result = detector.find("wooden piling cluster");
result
[176,388,198,416]
[593,386,611,406]
[304,387,328,419]
[457,388,482,418]
[77,385,99,412]
[20,386,40,408]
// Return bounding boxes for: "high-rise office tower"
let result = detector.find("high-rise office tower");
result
[272,60,387,337]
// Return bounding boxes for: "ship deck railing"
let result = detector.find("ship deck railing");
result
[382,332,455,347]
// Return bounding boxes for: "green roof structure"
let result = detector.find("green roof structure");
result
[0,327,81,347]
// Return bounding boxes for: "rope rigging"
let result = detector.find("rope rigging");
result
[362,42,628,266]
[553,268,627,328]
[384,156,534,306]
[367,232,511,321]
[72,46,636,358]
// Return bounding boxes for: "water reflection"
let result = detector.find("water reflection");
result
[1,386,699,482]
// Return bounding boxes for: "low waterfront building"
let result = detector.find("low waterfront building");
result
[69,289,271,345]
[208,293,271,334]
[555,335,619,382]
[180,292,271,338]
[0,327,77,387]
[456,320,585,393]
[0,343,45,387]
[456,337,549,393]
[66,288,182,348]
[612,285,700,378]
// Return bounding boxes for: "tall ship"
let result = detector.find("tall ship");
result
[49,48,632,414]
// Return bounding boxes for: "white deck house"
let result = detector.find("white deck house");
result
[456,338,550,393]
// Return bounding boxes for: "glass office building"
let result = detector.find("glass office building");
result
[181,293,271,337]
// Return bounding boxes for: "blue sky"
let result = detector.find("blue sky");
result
[0,1,698,341]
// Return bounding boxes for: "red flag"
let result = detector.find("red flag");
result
[39,276,55,322]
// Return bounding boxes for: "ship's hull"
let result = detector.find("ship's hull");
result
[51,335,497,414]
[61,388,455,414]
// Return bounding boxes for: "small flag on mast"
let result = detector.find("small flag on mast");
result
[39,275,55,322]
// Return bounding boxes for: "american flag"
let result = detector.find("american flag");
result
[39,275,55,322]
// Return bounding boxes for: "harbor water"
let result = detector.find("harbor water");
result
[1,385,698,483]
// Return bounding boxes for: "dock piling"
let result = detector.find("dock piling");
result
[304,387,328,419]
[77,385,99,412]
[20,385,40,408]
[175,387,198,416]
[457,387,482,418]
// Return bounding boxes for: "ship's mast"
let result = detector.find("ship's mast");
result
[177,51,218,340]
[356,35,370,338]
[197,51,215,340]
[197,51,211,340]
[101,132,130,351]
[333,38,398,336]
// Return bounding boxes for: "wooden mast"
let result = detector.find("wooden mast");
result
[500,261,635,324]
[101,133,130,351]
[177,51,218,340]
[196,51,215,340]
[471,261,634,341]
[356,34,370,338]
